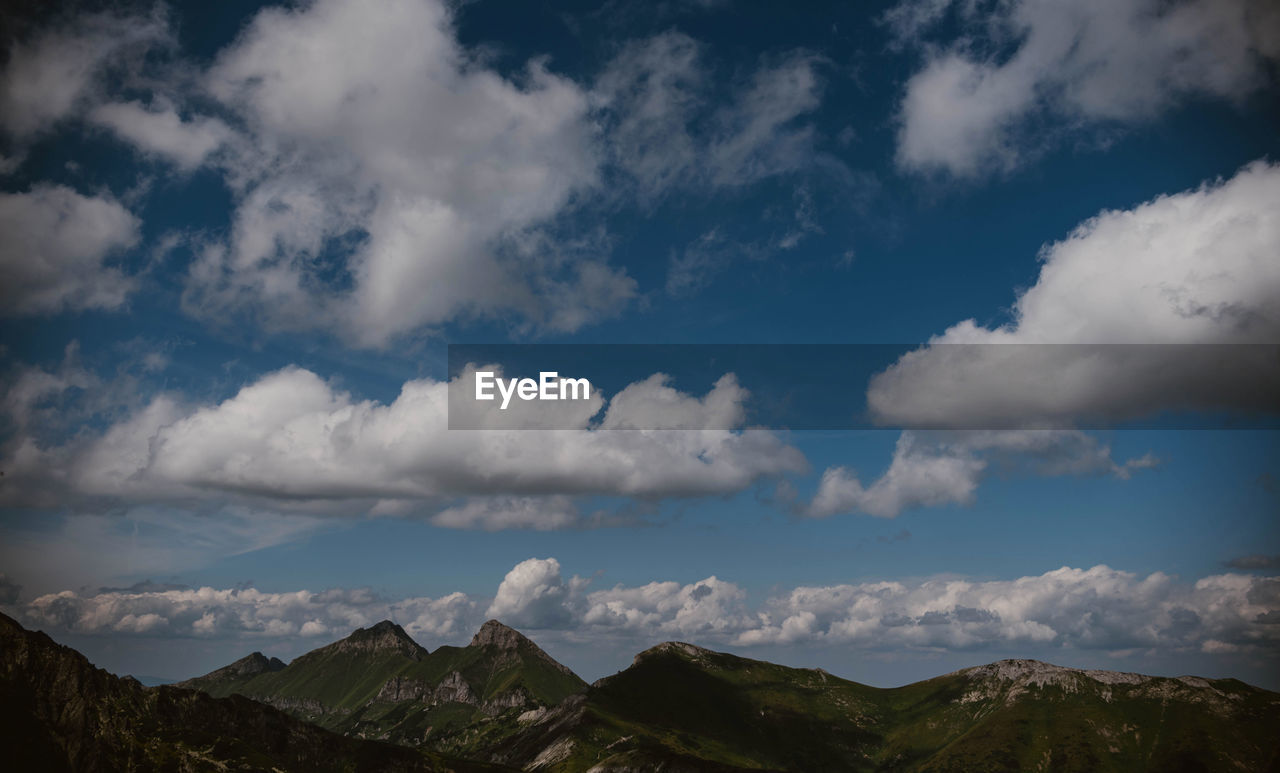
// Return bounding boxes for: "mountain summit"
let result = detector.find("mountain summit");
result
[332,620,427,660]
[468,619,528,649]
[489,642,1280,772]
[179,618,587,754]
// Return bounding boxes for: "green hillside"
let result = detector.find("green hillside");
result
[179,619,588,754]
[0,613,511,772]
[489,644,1280,772]
[171,623,1280,772]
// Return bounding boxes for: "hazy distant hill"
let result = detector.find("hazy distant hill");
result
[177,618,587,755]
[9,612,1279,772]
[0,612,509,772]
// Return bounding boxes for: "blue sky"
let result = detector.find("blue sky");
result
[1,0,1278,689]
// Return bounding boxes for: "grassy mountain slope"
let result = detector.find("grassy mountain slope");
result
[0,612,510,772]
[491,644,1280,772]
[179,618,588,754]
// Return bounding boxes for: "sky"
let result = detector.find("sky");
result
[0,0,1278,690]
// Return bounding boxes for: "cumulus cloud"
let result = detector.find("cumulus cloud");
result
[807,430,1151,518]
[0,10,169,138]
[582,576,751,638]
[180,0,632,346]
[0,185,141,315]
[10,558,1276,663]
[90,101,234,170]
[891,0,1280,176]
[735,566,1280,656]
[868,161,1280,429]
[599,373,747,430]
[0,365,806,517]
[17,582,477,644]
[487,558,586,629]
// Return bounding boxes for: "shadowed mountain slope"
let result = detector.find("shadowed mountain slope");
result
[487,642,1280,772]
[179,618,587,756]
[0,612,510,772]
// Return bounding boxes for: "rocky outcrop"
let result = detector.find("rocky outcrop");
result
[330,620,428,660]
[375,670,532,716]
[469,619,530,650]
[376,671,477,705]
[628,641,715,669]
[0,612,441,772]
[470,619,577,677]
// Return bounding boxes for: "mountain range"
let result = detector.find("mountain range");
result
[5,612,1278,772]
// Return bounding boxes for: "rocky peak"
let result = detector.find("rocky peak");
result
[632,641,714,667]
[334,620,427,660]
[469,620,578,677]
[174,650,286,687]
[963,659,1151,687]
[470,619,531,650]
[229,651,287,677]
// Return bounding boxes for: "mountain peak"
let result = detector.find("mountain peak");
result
[632,641,715,667]
[962,658,1152,687]
[468,620,578,677]
[469,619,530,650]
[175,649,285,687]
[335,620,427,659]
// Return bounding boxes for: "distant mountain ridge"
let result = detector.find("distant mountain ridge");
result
[0,612,507,772]
[488,640,1280,772]
[176,618,588,755]
[8,613,1279,772]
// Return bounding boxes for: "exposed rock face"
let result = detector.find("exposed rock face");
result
[631,641,714,666]
[470,619,577,677]
[957,658,1249,711]
[376,672,476,706]
[0,612,439,772]
[332,620,428,660]
[375,671,532,716]
[469,619,529,650]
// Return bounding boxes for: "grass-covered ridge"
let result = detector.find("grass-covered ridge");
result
[177,624,1280,772]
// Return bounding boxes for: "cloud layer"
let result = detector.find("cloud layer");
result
[9,558,1277,663]
[0,364,805,526]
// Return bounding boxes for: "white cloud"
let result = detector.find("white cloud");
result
[10,559,1275,662]
[807,430,1149,518]
[0,185,140,315]
[16,582,477,644]
[583,576,751,638]
[868,160,1280,428]
[184,0,628,346]
[736,566,1280,656]
[0,10,169,138]
[90,101,233,170]
[892,0,1280,176]
[0,365,806,515]
[599,373,747,429]
[430,496,581,532]
[486,558,585,629]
